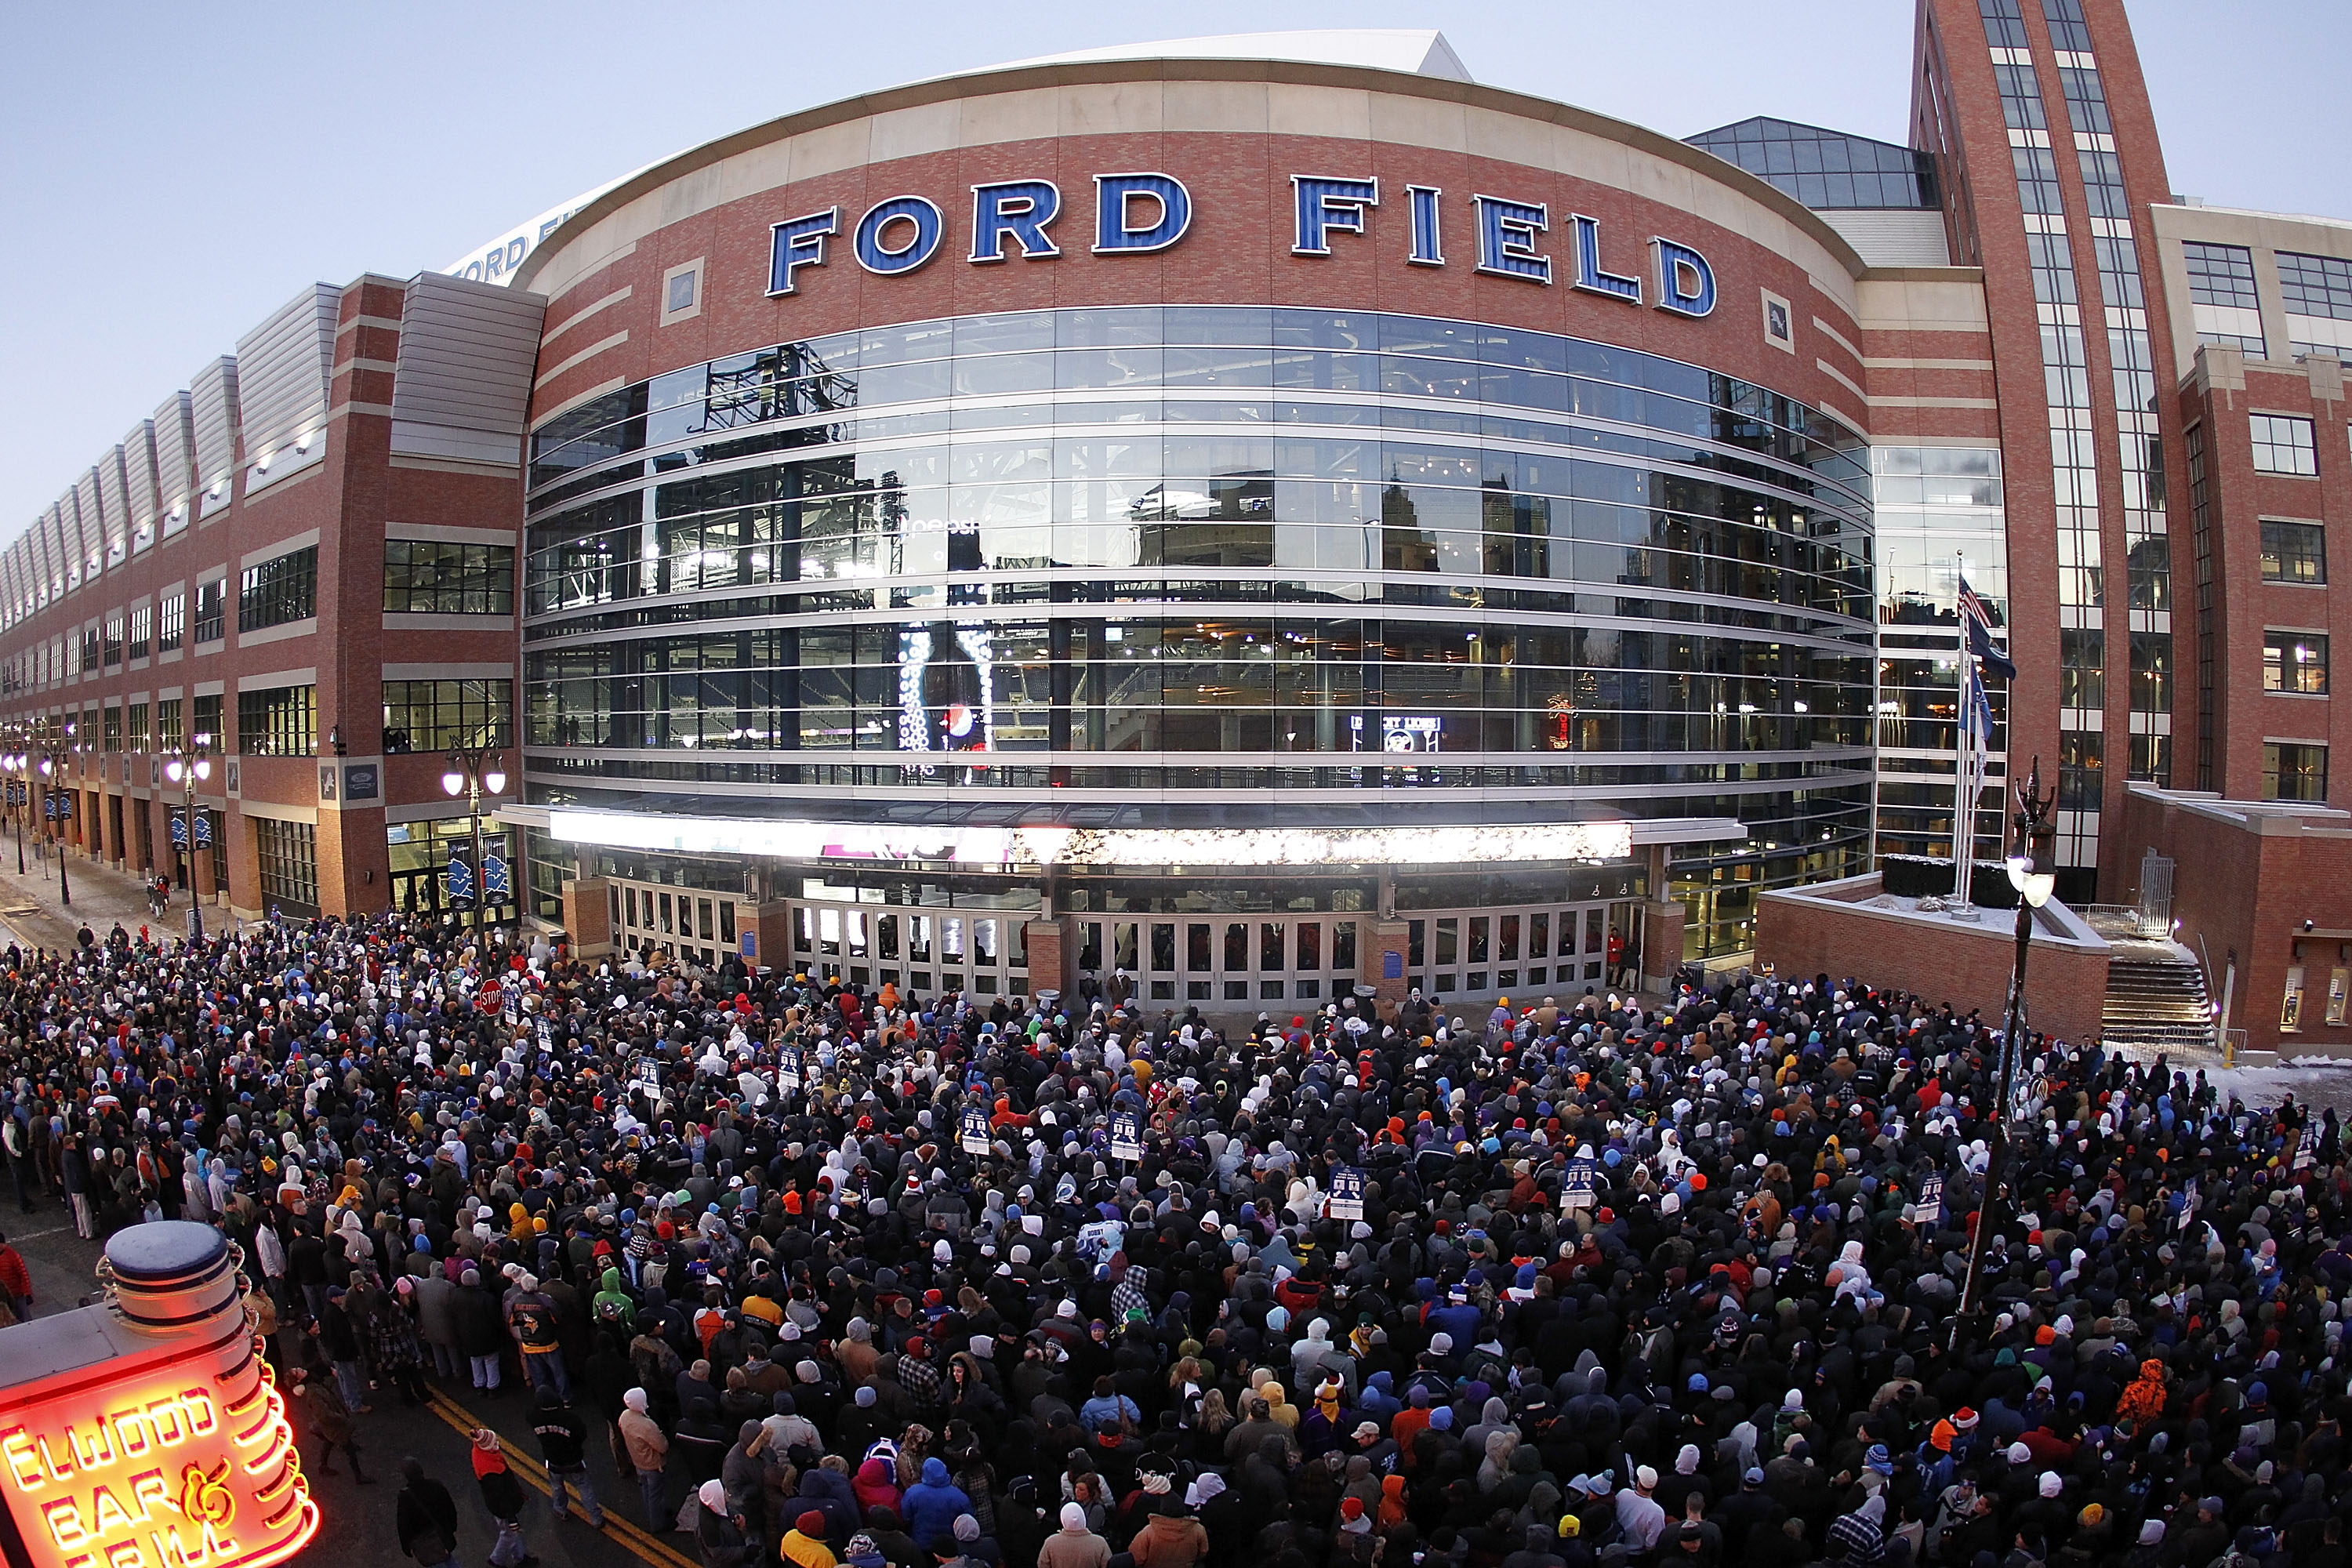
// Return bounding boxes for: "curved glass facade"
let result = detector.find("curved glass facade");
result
[522,307,1877,956]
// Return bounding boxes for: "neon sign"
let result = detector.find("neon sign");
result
[0,1224,319,1568]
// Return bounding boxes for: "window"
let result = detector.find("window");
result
[2183,243,2259,309]
[2252,415,2318,476]
[2059,629,2103,710]
[155,699,183,751]
[2278,252,2352,322]
[253,818,320,913]
[2057,731,2103,811]
[129,604,151,660]
[80,628,99,673]
[191,694,221,750]
[193,579,225,644]
[2265,741,2328,802]
[2261,520,2326,583]
[102,706,122,752]
[236,684,315,757]
[103,615,122,667]
[382,678,514,753]
[2263,630,2328,694]
[127,702,149,753]
[383,540,516,615]
[1683,118,1937,211]
[669,270,697,313]
[156,593,185,652]
[2129,631,2171,712]
[238,545,317,632]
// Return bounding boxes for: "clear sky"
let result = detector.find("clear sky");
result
[1,1,2343,535]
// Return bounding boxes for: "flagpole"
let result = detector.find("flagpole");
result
[1955,550,1971,902]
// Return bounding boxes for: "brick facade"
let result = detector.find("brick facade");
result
[1757,874,2111,1047]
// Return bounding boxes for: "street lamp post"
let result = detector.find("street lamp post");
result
[441,740,508,947]
[36,744,69,909]
[164,739,213,943]
[1951,755,2057,1342]
[2,742,26,876]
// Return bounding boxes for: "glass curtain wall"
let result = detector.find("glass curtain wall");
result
[522,307,1878,957]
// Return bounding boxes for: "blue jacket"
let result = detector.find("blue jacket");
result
[902,1457,972,1546]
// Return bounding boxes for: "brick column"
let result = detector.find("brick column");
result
[562,877,614,958]
[1023,916,1074,1002]
[753,901,796,979]
[1365,919,1410,1009]
[1639,899,1687,995]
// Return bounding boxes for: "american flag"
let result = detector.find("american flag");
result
[1957,573,2017,681]
[1956,574,1993,636]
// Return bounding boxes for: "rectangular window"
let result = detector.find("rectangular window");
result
[2263,630,2328,694]
[2264,741,2328,801]
[127,702,149,753]
[236,684,317,757]
[156,593,185,652]
[2130,631,2172,713]
[193,579,226,643]
[2059,628,2104,710]
[2278,252,2352,322]
[253,818,320,913]
[238,545,318,632]
[2252,414,2319,476]
[2183,242,2260,309]
[102,706,122,752]
[155,699,183,751]
[381,678,514,754]
[383,539,517,615]
[2260,519,2326,583]
[129,604,151,660]
[81,628,99,673]
[191,694,221,750]
[103,615,123,667]
[2057,731,2103,811]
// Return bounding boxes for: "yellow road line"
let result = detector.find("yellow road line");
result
[420,1388,701,1568]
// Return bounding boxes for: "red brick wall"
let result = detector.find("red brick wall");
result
[2114,786,2352,1054]
[1758,881,2109,1046]
[1,272,526,923]
[528,125,1875,433]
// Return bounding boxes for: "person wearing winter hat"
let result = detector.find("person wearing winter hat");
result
[1039,1503,1109,1568]
[470,1431,530,1567]
[780,1506,834,1568]
[618,1388,671,1528]
[1618,1466,1667,1552]
[1127,1478,1209,1568]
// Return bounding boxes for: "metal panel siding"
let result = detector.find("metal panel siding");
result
[390,273,546,464]
[96,446,130,567]
[191,358,240,516]
[122,419,159,550]
[234,282,340,461]
[153,389,195,535]
[1816,209,1953,267]
[33,509,55,600]
[67,480,98,586]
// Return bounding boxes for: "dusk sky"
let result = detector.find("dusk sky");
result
[2,1,2342,532]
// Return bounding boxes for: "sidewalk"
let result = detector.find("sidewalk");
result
[0,836,201,953]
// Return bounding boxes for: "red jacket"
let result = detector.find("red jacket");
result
[0,1244,31,1301]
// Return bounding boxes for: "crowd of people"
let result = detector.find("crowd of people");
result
[2,907,2350,1568]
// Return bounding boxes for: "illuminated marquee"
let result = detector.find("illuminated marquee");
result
[0,1224,318,1568]
[549,808,1635,868]
[0,1371,314,1568]
[771,171,1715,315]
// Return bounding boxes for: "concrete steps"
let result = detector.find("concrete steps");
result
[2102,953,2216,1054]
